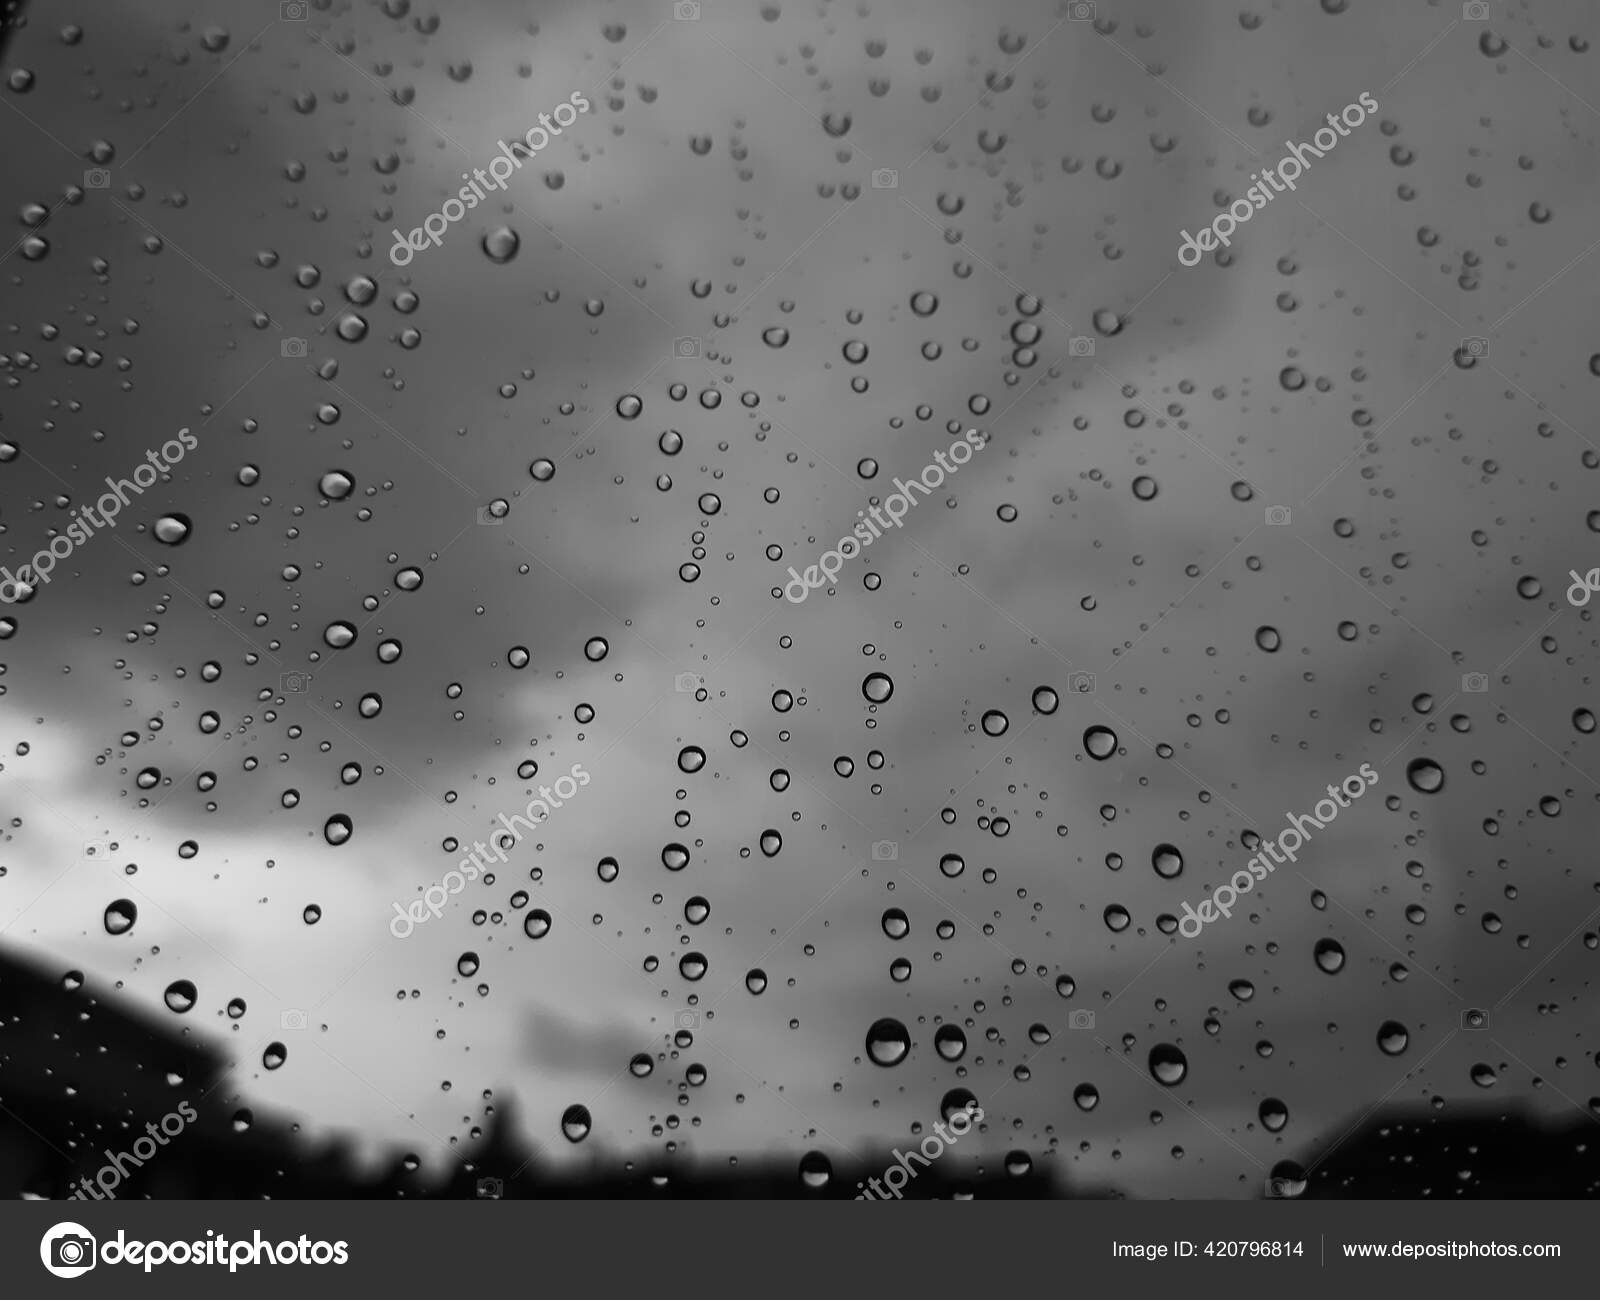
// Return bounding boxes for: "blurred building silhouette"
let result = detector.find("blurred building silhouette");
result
[0,945,1073,1198]
[4,946,1596,1198]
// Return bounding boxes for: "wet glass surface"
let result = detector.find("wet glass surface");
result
[1,0,1598,1199]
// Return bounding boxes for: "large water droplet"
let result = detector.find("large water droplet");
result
[153,513,192,545]
[1376,1020,1409,1055]
[1405,758,1445,794]
[164,979,197,1013]
[104,898,137,935]
[865,1017,911,1066]
[482,226,520,262]
[1083,725,1118,759]
[560,1103,591,1142]
[1148,1043,1188,1085]
[862,672,894,703]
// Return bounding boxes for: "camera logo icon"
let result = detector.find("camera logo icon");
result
[1460,336,1489,359]
[281,337,308,359]
[1461,672,1488,693]
[280,670,313,694]
[1068,336,1095,357]
[673,336,701,359]
[1462,1,1489,18]
[280,1008,309,1030]
[675,1009,700,1031]
[871,168,899,189]
[674,0,700,18]
[280,0,310,18]
[1068,1009,1095,1030]
[674,671,704,693]
[476,1177,504,1198]
[871,840,899,861]
[477,505,507,525]
[1264,1175,1299,1198]
[83,169,110,190]
[1265,506,1291,526]
[1461,1007,1489,1030]
[1068,671,1096,695]
[1067,1,1096,19]
[41,1223,96,1278]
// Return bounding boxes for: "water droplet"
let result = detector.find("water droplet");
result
[153,514,192,545]
[1083,725,1118,759]
[164,979,197,1013]
[862,672,894,703]
[1148,1043,1188,1085]
[799,1151,832,1189]
[482,226,520,262]
[1405,758,1445,794]
[561,1103,591,1142]
[865,1017,911,1066]
[104,899,137,935]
